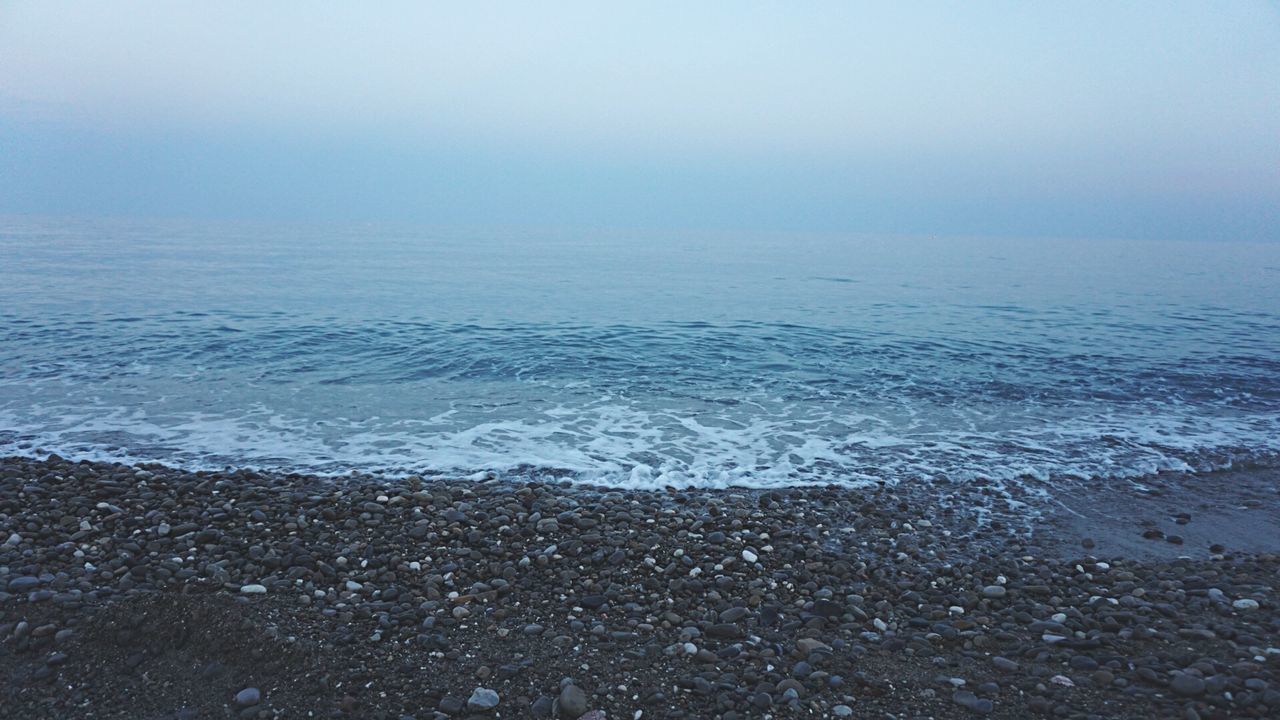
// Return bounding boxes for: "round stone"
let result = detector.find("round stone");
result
[234,687,261,707]
[467,687,500,711]
[556,684,588,718]
[1170,674,1206,697]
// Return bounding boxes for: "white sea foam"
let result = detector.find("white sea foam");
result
[2,395,1277,491]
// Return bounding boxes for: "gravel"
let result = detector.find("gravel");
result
[0,454,1276,719]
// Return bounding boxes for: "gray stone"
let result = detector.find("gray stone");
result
[1069,655,1099,671]
[234,687,261,708]
[992,656,1019,672]
[556,684,588,718]
[796,638,831,656]
[7,576,40,593]
[467,687,500,711]
[952,690,993,714]
[1170,674,1205,697]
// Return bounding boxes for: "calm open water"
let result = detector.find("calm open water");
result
[2,217,1279,491]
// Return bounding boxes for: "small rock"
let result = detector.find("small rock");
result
[530,696,554,718]
[7,576,40,593]
[1233,598,1260,611]
[239,584,267,595]
[981,585,1006,599]
[992,656,1019,672]
[467,688,500,711]
[234,688,261,708]
[796,638,831,656]
[1069,655,1099,671]
[952,690,993,715]
[556,684,588,718]
[1170,674,1205,697]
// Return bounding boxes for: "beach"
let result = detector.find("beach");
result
[5,4,1279,719]
[1,454,1276,719]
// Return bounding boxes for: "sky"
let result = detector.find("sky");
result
[2,1,1278,240]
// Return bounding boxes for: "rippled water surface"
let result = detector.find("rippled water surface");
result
[2,218,1279,489]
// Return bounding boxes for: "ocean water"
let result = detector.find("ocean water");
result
[2,217,1279,491]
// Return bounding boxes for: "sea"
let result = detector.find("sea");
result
[2,217,1279,493]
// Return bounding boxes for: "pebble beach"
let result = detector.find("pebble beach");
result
[1,455,1277,719]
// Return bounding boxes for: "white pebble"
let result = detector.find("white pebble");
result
[240,584,267,594]
[741,549,758,563]
[1233,598,1260,611]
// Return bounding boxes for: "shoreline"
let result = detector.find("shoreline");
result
[0,454,1276,718]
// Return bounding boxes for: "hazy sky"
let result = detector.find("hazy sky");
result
[2,1,1278,240]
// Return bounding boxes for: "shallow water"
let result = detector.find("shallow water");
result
[2,217,1279,489]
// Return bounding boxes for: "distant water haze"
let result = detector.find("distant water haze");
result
[2,218,1278,491]
[2,2,1278,240]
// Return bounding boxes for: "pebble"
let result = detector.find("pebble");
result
[992,656,1019,672]
[0,455,1275,720]
[467,688,500,711]
[1170,674,1206,697]
[557,684,588,718]
[1069,655,1099,671]
[952,690,993,715]
[7,576,40,593]
[981,585,1007,599]
[234,688,261,708]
